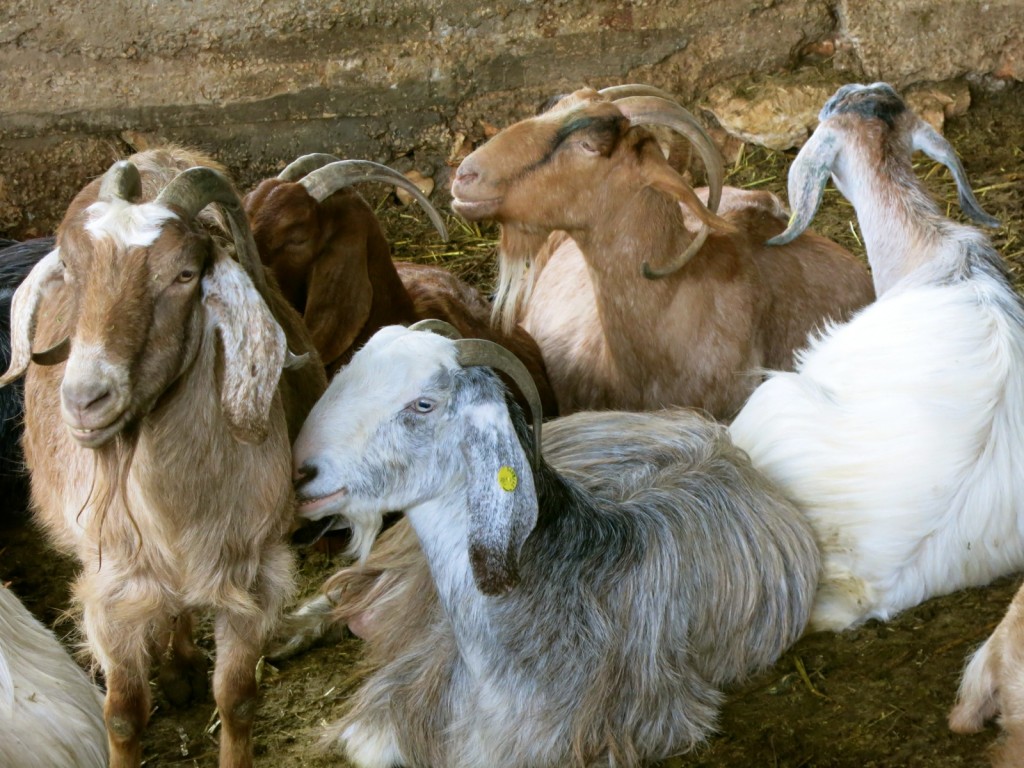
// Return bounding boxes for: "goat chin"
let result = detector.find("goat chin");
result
[731,275,1024,631]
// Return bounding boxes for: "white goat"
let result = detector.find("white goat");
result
[728,82,1020,632]
[0,583,107,768]
[290,323,820,768]
[0,147,326,767]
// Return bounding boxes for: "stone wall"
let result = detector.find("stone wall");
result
[0,0,1020,236]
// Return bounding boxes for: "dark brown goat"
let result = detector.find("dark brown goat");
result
[1,147,326,768]
[244,157,559,417]
[452,86,876,420]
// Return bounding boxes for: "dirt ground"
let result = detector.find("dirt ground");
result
[1,80,1022,767]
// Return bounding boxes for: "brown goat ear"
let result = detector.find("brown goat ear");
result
[643,161,737,234]
[303,231,374,370]
[203,255,286,444]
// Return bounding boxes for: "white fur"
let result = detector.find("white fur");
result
[731,273,1024,630]
[341,720,407,768]
[730,85,1024,631]
[84,198,178,248]
[0,586,108,768]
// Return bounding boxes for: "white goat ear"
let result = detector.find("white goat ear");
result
[461,402,539,596]
[766,126,841,246]
[203,256,286,444]
[0,248,64,388]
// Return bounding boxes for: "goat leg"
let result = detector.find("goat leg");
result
[158,611,210,707]
[213,610,263,768]
[81,591,161,768]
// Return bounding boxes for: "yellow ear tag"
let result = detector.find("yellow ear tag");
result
[498,465,519,492]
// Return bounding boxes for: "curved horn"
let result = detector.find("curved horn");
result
[155,166,268,294]
[98,160,142,202]
[766,126,841,246]
[31,336,71,366]
[453,338,543,471]
[299,160,449,243]
[598,84,679,103]
[641,224,712,279]
[612,95,723,215]
[277,153,343,182]
[610,95,726,278]
[283,349,311,370]
[0,248,65,387]
[912,122,1001,229]
[409,319,463,339]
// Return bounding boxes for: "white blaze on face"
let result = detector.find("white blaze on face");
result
[84,199,178,248]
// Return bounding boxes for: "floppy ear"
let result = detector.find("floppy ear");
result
[1,248,65,387]
[643,160,737,234]
[461,401,539,596]
[203,255,286,444]
[302,225,373,369]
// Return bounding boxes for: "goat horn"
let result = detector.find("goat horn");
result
[453,338,543,471]
[155,166,269,294]
[98,160,142,202]
[766,126,841,246]
[31,336,71,366]
[598,84,679,102]
[298,160,449,243]
[911,122,1001,229]
[277,153,343,182]
[408,319,463,339]
[283,349,310,369]
[452,339,540,473]
[641,224,713,279]
[610,95,725,278]
[612,95,723,215]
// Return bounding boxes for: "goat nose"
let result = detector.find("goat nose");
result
[293,461,319,491]
[62,380,113,420]
[454,159,480,186]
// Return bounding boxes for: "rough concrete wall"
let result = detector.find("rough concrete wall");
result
[0,0,1020,236]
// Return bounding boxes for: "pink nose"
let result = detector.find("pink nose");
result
[62,379,113,423]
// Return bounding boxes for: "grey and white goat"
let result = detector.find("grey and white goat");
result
[291,323,820,768]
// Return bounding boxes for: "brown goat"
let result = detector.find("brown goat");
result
[244,156,559,417]
[0,147,326,768]
[451,86,875,419]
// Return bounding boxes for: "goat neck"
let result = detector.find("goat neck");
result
[563,174,713,365]
[826,123,970,294]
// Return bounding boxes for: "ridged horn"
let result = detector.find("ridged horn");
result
[98,160,142,203]
[409,319,463,339]
[453,338,543,471]
[612,95,725,278]
[598,84,679,102]
[299,160,449,243]
[277,153,343,182]
[155,166,268,293]
[911,122,1001,229]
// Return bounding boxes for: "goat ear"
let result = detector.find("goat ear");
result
[203,255,286,444]
[643,162,737,234]
[302,230,373,370]
[0,248,64,387]
[461,401,539,596]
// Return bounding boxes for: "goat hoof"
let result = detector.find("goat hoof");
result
[158,653,210,708]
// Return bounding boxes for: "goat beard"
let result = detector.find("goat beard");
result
[491,225,550,335]
[79,425,143,568]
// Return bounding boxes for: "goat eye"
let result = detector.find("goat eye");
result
[410,398,435,414]
[176,268,197,283]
